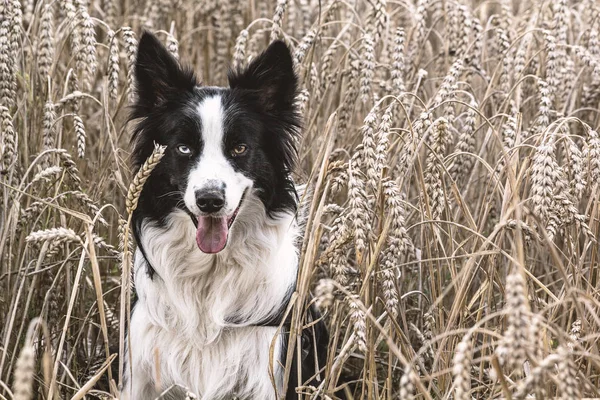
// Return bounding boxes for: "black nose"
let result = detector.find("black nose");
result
[196,189,225,213]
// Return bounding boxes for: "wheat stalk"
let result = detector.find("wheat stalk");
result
[1,106,16,173]
[38,3,54,79]
[75,0,96,90]
[424,117,450,219]
[347,294,367,353]
[25,227,79,242]
[74,114,86,158]
[167,23,180,61]
[359,32,375,104]
[0,0,19,109]
[232,29,248,70]
[107,30,120,101]
[496,271,532,371]
[398,366,417,399]
[12,344,34,400]
[1,0,600,397]
[126,144,166,214]
[122,27,138,104]
[314,279,335,310]
[270,0,288,42]
[557,346,581,400]
[42,99,57,154]
[293,28,316,67]
[347,150,369,261]
[453,332,473,400]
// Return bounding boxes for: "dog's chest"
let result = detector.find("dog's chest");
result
[127,211,298,399]
[130,305,282,399]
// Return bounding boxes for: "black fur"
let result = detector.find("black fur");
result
[281,305,333,399]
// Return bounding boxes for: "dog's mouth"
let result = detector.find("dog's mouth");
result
[194,191,246,254]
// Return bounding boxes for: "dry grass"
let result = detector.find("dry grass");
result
[1,0,600,398]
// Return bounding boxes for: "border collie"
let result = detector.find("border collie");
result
[122,32,329,399]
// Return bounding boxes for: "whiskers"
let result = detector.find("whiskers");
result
[155,190,189,212]
[157,190,184,199]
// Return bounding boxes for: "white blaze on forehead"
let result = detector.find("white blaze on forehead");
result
[197,95,225,154]
[183,94,253,216]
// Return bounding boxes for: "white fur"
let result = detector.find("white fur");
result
[183,95,252,217]
[123,191,299,399]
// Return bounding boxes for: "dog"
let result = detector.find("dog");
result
[122,32,331,399]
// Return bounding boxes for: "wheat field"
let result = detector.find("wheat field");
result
[1,0,600,398]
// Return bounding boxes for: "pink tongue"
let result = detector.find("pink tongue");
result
[196,216,229,254]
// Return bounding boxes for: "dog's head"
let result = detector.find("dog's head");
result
[130,32,300,254]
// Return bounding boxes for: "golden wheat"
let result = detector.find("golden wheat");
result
[1,0,600,398]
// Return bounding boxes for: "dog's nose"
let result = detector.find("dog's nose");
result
[196,189,225,213]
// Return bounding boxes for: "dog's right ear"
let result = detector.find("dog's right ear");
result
[134,32,196,109]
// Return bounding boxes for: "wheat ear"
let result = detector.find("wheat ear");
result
[126,144,167,214]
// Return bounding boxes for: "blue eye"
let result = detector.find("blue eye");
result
[177,145,192,155]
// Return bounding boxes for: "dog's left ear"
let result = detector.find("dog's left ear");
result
[228,40,297,111]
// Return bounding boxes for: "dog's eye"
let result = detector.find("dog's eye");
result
[231,144,247,157]
[177,145,192,155]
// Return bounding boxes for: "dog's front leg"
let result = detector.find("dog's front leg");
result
[121,361,159,400]
[121,307,161,400]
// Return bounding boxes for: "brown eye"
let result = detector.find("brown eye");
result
[231,144,247,157]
